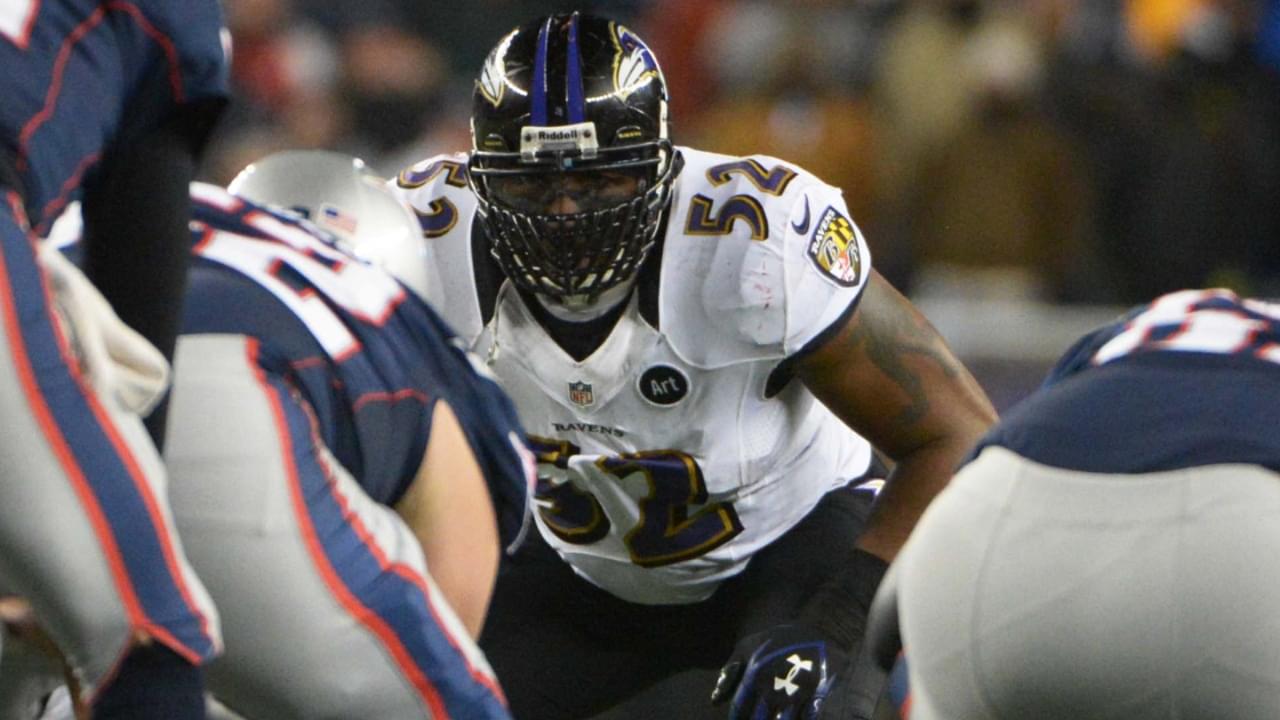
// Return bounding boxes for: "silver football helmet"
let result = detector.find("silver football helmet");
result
[228,150,430,301]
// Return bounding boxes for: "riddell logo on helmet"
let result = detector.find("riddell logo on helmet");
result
[521,122,601,157]
[536,129,584,141]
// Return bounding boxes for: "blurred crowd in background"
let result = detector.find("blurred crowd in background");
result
[209,0,1280,308]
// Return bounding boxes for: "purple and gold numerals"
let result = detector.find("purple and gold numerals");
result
[706,159,797,196]
[413,199,460,238]
[528,436,743,567]
[601,451,743,568]
[396,159,469,189]
[530,436,612,544]
[397,159,468,238]
[684,160,797,241]
[686,195,768,240]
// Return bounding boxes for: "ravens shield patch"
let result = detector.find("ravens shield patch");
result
[807,207,862,287]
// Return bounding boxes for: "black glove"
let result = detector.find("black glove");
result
[710,623,846,720]
[711,549,890,719]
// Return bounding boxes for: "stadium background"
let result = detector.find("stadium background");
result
[205,0,1280,411]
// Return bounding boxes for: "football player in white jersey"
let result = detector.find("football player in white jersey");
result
[388,12,997,719]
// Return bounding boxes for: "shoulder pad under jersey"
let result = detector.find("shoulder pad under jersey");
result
[657,146,871,368]
[388,153,486,343]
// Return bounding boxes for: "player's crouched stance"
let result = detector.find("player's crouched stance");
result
[0,240,220,717]
[393,13,998,720]
[10,153,530,720]
[159,152,533,719]
[874,289,1280,720]
[1,0,231,715]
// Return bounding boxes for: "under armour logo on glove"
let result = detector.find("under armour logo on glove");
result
[711,624,846,720]
[776,653,813,695]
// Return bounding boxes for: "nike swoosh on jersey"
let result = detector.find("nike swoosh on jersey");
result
[791,196,811,235]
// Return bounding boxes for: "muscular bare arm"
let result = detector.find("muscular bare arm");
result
[394,401,500,638]
[796,270,997,562]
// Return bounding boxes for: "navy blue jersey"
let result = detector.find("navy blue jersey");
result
[182,184,532,547]
[1,0,229,233]
[973,289,1280,474]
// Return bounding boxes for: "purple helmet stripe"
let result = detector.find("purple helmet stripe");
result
[531,17,552,125]
[565,12,585,123]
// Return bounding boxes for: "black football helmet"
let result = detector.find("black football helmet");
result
[468,12,678,303]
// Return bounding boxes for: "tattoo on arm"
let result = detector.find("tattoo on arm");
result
[848,289,961,427]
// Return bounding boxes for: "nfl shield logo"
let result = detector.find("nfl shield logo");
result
[568,381,594,408]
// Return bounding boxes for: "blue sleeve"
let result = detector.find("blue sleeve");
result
[138,0,231,106]
[1039,304,1147,389]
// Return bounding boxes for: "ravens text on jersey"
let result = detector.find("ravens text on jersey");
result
[389,12,997,719]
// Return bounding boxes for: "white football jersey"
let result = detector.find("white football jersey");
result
[391,147,874,604]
